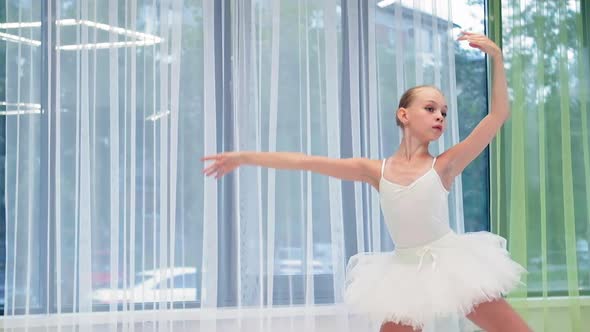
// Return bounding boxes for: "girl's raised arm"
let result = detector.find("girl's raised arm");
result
[439,32,509,180]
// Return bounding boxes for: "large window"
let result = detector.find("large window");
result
[0,0,490,314]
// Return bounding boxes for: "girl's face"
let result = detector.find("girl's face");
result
[399,88,447,141]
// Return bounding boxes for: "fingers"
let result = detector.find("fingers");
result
[202,152,241,179]
[457,33,486,42]
[205,164,236,179]
[212,165,231,179]
[203,163,217,176]
[457,31,488,40]
[202,155,223,174]
[458,30,481,36]
[202,154,222,177]
[202,158,232,179]
[457,31,500,55]
[457,31,472,40]
[201,154,221,161]
[204,164,225,179]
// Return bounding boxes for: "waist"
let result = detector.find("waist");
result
[393,230,455,251]
[386,219,452,249]
[391,231,456,271]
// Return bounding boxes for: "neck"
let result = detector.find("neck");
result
[396,135,430,161]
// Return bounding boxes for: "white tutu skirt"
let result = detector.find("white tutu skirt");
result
[344,231,526,329]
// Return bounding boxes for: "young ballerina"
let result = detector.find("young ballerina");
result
[202,32,530,332]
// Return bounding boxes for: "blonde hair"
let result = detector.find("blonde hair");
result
[396,85,443,127]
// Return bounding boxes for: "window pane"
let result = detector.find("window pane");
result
[452,0,489,233]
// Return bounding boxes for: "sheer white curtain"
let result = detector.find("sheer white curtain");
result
[5,0,192,315]
[3,0,473,331]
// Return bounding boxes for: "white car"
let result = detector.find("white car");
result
[275,245,333,275]
[92,267,198,304]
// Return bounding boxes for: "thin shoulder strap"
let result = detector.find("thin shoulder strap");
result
[431,157,437,168]
[381,158,387,178]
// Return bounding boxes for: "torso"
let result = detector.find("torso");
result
[378,156,452,248]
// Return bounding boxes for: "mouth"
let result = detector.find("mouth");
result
[432,125,443,131]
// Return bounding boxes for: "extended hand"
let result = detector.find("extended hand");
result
[202,152,243,179]
[457,31,502,59]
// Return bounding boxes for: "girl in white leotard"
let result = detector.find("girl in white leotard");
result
[202,32,530,332]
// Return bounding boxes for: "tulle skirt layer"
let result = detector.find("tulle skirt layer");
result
[344,231,526,329]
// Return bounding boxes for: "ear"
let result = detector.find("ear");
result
[397,107,409,126]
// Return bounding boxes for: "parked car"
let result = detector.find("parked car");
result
[275,244,333,275]
[92,267,198,304]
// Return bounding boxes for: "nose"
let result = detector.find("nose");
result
[435,112,443,122]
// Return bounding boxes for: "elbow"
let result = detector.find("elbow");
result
[502,108,511,122]
[492,106,510,123]
[295,153,312,169]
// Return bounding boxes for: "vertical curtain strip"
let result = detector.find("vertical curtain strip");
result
[107,0,121,314]
[303,0,315,306]
[265,0,280,308]
[128,0,138,309]
[323,0,344,303]
[45,0,55,315]
[77,0,92,313]
[55,0,63,314]
[556,0,581,328]
[347,0,365,257]
[367,2,381,252]
[533,0,549,326]
[202,0,218,309]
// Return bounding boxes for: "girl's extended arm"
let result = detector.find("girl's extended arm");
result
[202,151,381,189]
[440,32,509,180]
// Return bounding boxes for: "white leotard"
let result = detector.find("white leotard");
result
[379,157,452,248]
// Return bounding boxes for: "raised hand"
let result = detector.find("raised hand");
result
[457,31,502,59]
[201,152,243,179]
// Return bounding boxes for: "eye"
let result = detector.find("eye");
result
[425,106,435,112]
[442,112,447,118]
